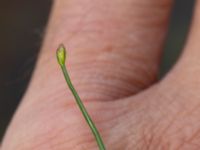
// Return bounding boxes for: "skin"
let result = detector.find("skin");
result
[2,0,200,149]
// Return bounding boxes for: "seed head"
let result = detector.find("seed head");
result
[56,44,66,66]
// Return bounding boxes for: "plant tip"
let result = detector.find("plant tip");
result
[56,44,66,66]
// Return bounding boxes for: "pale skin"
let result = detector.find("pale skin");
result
[2,0,200,149]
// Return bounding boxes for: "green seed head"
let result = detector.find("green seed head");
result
[56,44,66,66]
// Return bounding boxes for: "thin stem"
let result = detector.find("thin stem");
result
[60,65,105,150]
[56,44,106,150]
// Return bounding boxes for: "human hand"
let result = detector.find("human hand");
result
[2,0,200,149]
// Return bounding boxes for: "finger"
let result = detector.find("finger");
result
[166,1,200,88]
[30,0,173,102]
[1,1,174,149]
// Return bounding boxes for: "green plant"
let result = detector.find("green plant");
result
[56,44,106,150]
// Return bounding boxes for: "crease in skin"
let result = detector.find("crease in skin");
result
[33,51,159,102]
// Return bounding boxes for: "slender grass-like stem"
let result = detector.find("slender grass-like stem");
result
[56,44,106,150]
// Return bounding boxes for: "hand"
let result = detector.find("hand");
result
[2,0,200,149]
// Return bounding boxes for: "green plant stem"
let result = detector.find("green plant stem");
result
[60,64,106,150]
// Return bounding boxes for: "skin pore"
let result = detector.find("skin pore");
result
[2,0,200,149]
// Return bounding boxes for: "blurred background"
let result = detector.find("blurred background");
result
[0,0,195,141]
